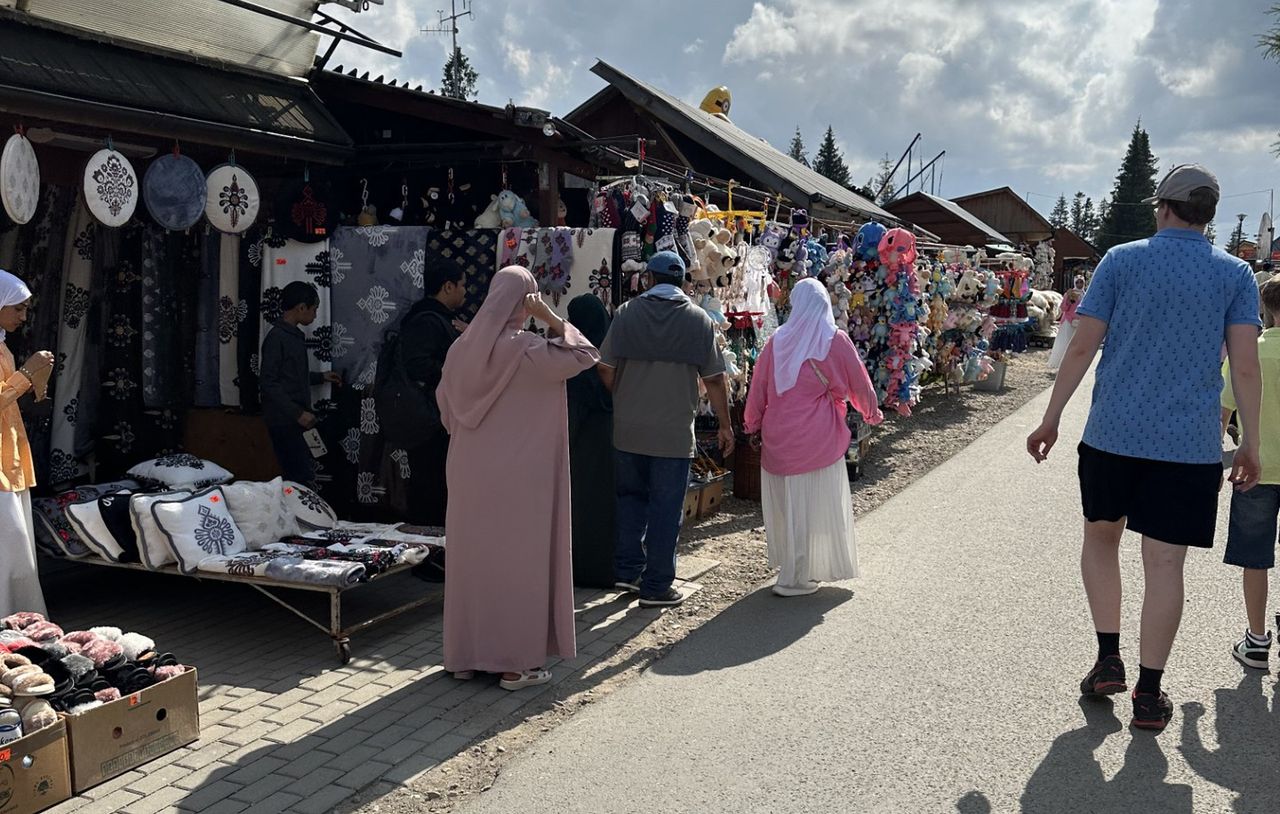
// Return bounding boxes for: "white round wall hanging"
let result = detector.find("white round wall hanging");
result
[1,134,40,225]
[204,164,261,234]
[143,153,207,231]
[84,148,138,227]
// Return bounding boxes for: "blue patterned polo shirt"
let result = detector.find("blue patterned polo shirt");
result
[1078,228,1260,464]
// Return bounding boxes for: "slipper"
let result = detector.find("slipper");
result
[82,640,123,670]
[94,687,121,704]
[8,669,55,697]
[771,583,820,597]
[106,665,155,694]
[0,654,31,674]
[89,627,122,643]
[119,633,154,662]
[499,669,552,691]
[61,654,96,685]
[67,699,103,716]
[50,687,95,713]
[59,631,99,649]
[152,665,185,682]
[22,622,63,643]
[10,646,50,667]
[38,641,68,660]
[136,651,177,670]
[1,613,45,631]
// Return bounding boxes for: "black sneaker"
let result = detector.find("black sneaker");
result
[614,579,641,593]
[1231,631,1272,670]
[638,587,685,608]
[1131,691,1174,731]
[1079,655,1128,696]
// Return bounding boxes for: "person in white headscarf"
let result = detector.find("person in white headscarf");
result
[0,270,53,616]
[743,278,883,596]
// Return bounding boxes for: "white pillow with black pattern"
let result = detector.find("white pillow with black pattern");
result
[129,491,193,570]
[151,487,247,574]
[222,478,298,549]
[282,481,338,530]
[64,492,127,562]
[128,454,233,491]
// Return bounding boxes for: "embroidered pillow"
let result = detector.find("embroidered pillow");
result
[128,454,232,491]
[64,492,127,562]
[222,478,298,549]
[151,487,247,574]
[129,491,193,570]
[97,492,140,563]
[33,480,138,558]
[282,481,338,530]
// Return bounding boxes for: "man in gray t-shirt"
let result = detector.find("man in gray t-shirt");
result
[600,251,734,607]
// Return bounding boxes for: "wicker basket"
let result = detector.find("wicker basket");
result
[733,444,762,501]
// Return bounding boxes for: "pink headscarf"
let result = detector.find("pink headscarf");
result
[439,266,539,430]
[771,277,838,394]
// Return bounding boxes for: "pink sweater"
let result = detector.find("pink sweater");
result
[743,332,883,476]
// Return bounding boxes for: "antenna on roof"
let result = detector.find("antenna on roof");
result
[421,0,473,60]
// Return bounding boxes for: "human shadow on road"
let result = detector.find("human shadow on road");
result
[649,586,853,676]
[1179,672,1280,814]
[1017,696,1193,813]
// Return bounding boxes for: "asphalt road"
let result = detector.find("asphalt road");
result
[458,374,1279,814]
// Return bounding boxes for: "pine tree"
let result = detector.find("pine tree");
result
[1094,198,1111,243]
[1049,195,1069,229]
[812,126,852,188]
[1205,221,1218,246]
[869,153,897,204]
[1081,198,1097,241]
[1096,122,1160,252]
[441,47,479,101]
[1070,192,1086,234]
[788,127,809,167]
[1228,218,1247,256]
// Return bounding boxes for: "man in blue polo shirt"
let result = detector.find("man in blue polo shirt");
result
[1026,164,1263,731]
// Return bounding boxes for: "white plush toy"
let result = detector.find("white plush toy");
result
[474,195,501,229]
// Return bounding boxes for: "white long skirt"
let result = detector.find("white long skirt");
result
[1047,319,1076,371]
[761,458,859,587]
[0,490,48,617]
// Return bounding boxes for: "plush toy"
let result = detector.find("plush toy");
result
[831,279,852,330]
[497,190,537,228]
[854,222,888,261]
[790,208,810,236]
[474,194,501,229]
[759,222,787,264]
[877,228,918,268]
[700,86,733,120]
[419,187,441,227]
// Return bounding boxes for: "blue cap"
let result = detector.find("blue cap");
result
[646,250,686,277]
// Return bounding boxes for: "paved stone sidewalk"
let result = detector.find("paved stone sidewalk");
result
[38,555,712,814]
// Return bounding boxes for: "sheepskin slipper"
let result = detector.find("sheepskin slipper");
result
[81,639,123,670]
[36,640,68,660]
[89,626,122,643]
[59,631,98,649]
[119,633,154,662]
[0,654,32,675]
[152,665,186,682]
[137,651,177,670]
[67,699,103,716]
[11,645,52,667]
[93,687,121,704]
[61,654,95,684]
[1,612,45,631]
[106,664,155,694]
[8,669,54,697]
[22,622,63,643]
[18,698,56,731]
[0,632,35,650]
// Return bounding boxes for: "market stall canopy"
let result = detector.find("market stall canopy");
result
[12,0,321,77]
[576,61,895,224]
[951,187,1055,246]
[0,13,353,164]
[885,191,1012,249]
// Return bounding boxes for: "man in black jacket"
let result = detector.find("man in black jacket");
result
[260,282,341,487]
[398,261,467,525]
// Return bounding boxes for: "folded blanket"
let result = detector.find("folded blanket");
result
[199,552,366,587]
[266,542,399,580]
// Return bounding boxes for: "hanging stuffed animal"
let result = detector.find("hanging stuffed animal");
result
[497,190,537,228]
[474,194,502,229]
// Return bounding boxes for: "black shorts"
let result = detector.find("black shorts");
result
[1077,443,1222,548]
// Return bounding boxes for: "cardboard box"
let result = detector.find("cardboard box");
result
[682,486,701,522]
[0,720,72,814]
[697,480,725,519]
[66,668,200,794]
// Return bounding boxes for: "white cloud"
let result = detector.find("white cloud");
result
[684,38,704,55]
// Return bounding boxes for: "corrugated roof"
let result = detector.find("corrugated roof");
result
[590,61,894,223]
[0,15,351,160]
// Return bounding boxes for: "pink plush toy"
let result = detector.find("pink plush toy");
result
[877,228,917,269]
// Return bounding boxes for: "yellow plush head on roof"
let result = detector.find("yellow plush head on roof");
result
[700,87,732,121]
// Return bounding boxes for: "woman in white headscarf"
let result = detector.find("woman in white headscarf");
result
[0,270,53,616]
[743,278,883,596]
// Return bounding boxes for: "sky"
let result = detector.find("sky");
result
[325,0,1280,248]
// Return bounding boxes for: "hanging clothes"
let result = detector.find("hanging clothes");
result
[48,198,95,485]
[237,229,266,413]
[194,231,222,407]
[217,233,243,407]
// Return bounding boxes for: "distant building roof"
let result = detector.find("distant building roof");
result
[583,61,895,223]
[951,187,1055,244]
[884,191,1012,247]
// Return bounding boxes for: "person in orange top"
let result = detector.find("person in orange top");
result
[0,269,53,617]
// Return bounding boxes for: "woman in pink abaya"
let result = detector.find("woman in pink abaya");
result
[437,266,600,690]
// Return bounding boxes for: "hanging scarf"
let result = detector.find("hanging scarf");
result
[0,269,32,342]
[438,266,540,431]
[770,277,837,394]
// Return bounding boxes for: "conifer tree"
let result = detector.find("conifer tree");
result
[812,126,852,188]
[788,127,809,167]
[1096,122,1160,251]
[1049,195,1069,229]
[441,47,479,101]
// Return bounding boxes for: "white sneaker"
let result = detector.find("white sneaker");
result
[772,582,819,597]
[1232,631,1272,670]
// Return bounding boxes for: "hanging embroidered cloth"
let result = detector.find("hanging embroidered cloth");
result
[204,164,260,235]
[259,238,334,405]
[547,228,616,318]
[142,153,206,232]
[274,180,336,243]
[1,134,40,225]
[48,197,96,484]
[218,233,243,406]
[83,148,138,228]
[194,232,221,407]
[427,229,497,322]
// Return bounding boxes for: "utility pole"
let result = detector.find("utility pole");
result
[422,0,473,95]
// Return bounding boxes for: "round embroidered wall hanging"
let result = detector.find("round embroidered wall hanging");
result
[204,164,260,234]
[1,134,40,225]
[143,153,207,231]
[83,148,138,228]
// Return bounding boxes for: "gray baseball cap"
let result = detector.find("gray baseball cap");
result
[1143,163,1220,204]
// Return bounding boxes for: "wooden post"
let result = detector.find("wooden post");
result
[537,161,559,226]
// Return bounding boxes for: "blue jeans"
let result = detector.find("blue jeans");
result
[614,451,691,597]
[1225,484,1280,569]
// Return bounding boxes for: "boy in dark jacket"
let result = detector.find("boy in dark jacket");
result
[260,282,340,486]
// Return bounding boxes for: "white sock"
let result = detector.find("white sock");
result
[1246,629,1272,646]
